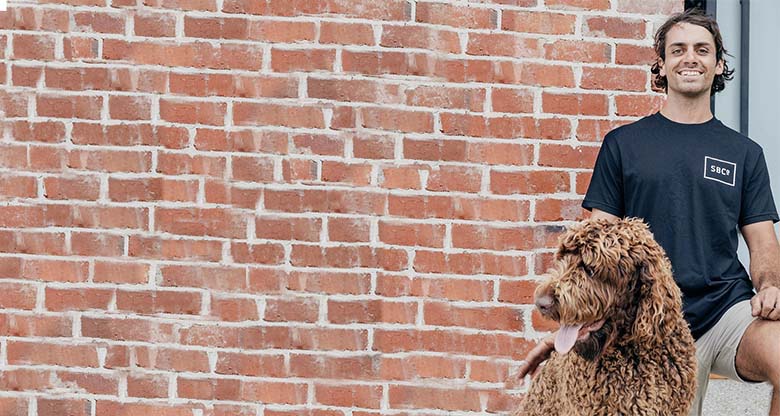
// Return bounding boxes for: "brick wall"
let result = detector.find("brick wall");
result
[0,0,679,414]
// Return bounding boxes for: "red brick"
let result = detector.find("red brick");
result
[232,155,275,182]
[308,78,403,105]
[424,301,523,331]
[108,177,198,202]
[234,102,325,128]
[217,352,284,377]
[10,121,66,143]
[231,242,285,265]
[12,33,56,60]
[427,165,482,193]
[95,402,194,416]
[535,198,587,221]
[210,295,260,322]
[92,261,149,284]
[265,297,319,323]
[271,48,336,72]
[491,87,534,113]
[37,399,91,416]
[11,64,43,87]
[72,123,188,148]
[539,144,600,168]
[380,166,424,190]
[328,299,417,324]
[128,235,223,262]
[70,232,124,257]
[616,44,657,65]
[577,119,632,142]
[411,251,527,277]
[388,194,529,222]
[283,270,372,295]
[45,287,112,312]
[134,346,209,372]
[502,11,575,34]
[542,92,609,116]
[380,24,460,54]
[115,290,202,315]
[109,95,152,120]
[545,0,610,9]
[328,217,370,242]
[360,107,434,133]
[0,282,37,309]
[615,94,665,116]
[490,170,570,195]
[290,245,407,271]
[617,0,681,14]
[264,189,386,215]
[416,2,496,29]
[36,94,102,119]
[22,259,89,282]
[315,384,383,408]
[196,129,288,153]
[256,216,321,241]
[0,7,69,32]
[103,39,263,70]
[353,133,396,159]
[157,152,226,177]
[0,397,27,416]
[379,220,445,247]
[134,11,177,37]
[143,0,217,11]
[155,207,247,239]
[406,85,485,111]
[161,265,247,292]
[320,21,374,45]
[81,316,176,343]
[291,133,344,156]
[127,373,169,398]
[584,16,646,39]
[321,161,371,186]
[63,36,100,60]
[8,341,99,367]
[466,32,541,58]
[159,99,226,125]
[581,67,648,92]
[545,39,611,63]
[440,113,571,139]
[73,11,125,34]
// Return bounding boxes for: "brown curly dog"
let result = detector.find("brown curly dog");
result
[517,218,697,416]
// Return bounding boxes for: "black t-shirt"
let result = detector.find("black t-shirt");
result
[583,112,779,339]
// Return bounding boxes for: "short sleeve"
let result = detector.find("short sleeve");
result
[739,150,779,227]
[582,132,625,217]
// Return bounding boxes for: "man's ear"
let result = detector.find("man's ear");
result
[658,58,666,77]
[715,58,724,75]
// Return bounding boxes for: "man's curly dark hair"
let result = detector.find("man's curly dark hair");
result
[651,8,735,95]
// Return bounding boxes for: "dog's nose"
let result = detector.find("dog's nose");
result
[535,294,554,314]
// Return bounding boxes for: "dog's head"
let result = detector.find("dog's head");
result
[534,218,683,361]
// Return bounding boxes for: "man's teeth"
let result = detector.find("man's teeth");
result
[680,71,701,76]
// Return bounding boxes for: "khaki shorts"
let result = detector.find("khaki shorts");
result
[689,299,759,416]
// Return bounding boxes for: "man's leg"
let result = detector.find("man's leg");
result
[734,318,780,415]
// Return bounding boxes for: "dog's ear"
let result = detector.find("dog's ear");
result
[630,236,684,343]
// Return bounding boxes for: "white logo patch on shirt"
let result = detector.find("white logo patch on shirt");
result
[703,156,736,187]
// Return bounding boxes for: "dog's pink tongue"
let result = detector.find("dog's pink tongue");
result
[555,324,584,354]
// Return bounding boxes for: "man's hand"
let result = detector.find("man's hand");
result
[751,286,780,320]
[515,334,556,384]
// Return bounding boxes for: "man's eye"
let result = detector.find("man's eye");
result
[671,49,682,54]
[698,48,709,54]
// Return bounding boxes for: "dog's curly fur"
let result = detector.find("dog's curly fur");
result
[517,218,697,416]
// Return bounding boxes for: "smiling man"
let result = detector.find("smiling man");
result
[517,8,780,416]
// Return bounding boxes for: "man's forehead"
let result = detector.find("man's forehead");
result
[665,22,716,47]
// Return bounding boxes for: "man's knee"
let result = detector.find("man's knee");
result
[735,319,780,384]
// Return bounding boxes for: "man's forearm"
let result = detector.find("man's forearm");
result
[750,243,780,291]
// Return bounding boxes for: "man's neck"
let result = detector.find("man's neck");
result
[659,93,713,124]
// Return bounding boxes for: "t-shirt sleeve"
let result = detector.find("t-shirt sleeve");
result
[739,150,779,227]
[582,132,625,217]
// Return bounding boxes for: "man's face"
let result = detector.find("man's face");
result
[659,22,724,98]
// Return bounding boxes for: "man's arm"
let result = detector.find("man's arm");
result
[741,220,780,320]
[590,208,619,222]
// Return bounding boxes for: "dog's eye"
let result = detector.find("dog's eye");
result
[582,264,595,277]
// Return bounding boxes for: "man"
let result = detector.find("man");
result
[517,8,780,415]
